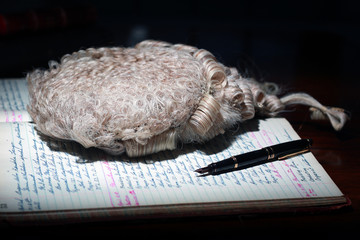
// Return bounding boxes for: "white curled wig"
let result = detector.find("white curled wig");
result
[27,40,348,157]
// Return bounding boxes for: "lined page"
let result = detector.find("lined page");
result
[0,79,31,123]
[0,118,342,213]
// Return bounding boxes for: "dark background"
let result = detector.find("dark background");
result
[1,0,359,81]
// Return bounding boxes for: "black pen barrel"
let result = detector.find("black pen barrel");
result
[271,139,312,160]
[203,139,312,175]
[210,157,239,174]
[212,139,312,174]
[233,148,270,170]
[212,148,269,173]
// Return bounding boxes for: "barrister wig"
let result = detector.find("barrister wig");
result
[27,40,348,157]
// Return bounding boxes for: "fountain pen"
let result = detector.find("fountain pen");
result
[195,138,312,176]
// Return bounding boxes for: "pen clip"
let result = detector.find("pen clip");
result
[277,148,310,160]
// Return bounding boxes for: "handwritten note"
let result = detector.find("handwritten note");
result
[0,79,31,123]
[0,118,342,213]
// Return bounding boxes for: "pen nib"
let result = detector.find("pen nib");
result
[194,166,210,174]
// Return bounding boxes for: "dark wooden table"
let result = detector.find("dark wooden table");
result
[3,76,360,239]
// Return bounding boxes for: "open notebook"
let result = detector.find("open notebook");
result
[0,79,349,224]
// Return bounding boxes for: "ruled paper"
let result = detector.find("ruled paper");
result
[0,118,343,213]
[0,79,31,123]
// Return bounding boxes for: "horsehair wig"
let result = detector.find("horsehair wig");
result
[27,40,348,157]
